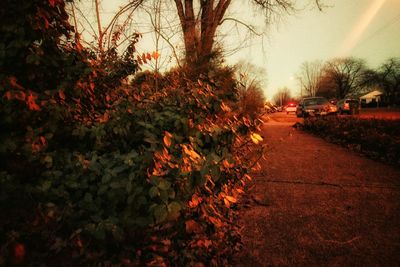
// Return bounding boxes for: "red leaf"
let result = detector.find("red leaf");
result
[27,94,41,111]
[14,243,25,263]
[9,76,22,89]
[141,53,147,64]
[188,194,202,208]
[185,220,202,234]
[15,91,26,101]
[59,90,65,100]
[4,91,13,100]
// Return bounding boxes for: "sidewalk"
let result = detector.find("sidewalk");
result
[234,117,400,266]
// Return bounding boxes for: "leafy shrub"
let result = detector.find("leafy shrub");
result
[302,116,400,165]
[1,72,263,266]
[0,1,264,265]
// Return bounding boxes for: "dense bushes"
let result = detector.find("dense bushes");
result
[1,73,262,266]
[302,116,400,166]
[0,0,263,265]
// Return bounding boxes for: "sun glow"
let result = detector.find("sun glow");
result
[337,0,386,57]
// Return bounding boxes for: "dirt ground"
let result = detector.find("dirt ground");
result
[234,112,400,266]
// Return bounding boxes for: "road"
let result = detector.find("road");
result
[234,112,400,266]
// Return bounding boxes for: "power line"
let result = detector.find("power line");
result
[354,13,400,50]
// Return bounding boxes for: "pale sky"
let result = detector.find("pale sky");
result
[79,0,400,100]
[227,0,400,99]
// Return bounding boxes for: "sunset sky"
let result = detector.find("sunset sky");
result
[83,0,400,100]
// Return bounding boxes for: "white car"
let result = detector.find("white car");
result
[285,102,297,114]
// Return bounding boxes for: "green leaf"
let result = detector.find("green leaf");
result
[153,204,167,223]
[26,54,40,65]
[110,181,123,189]
[84,192,93,203]
[160,189,169,203]
[43,155,53,168]
[133,217,152,227]
[41,180,52,191]
[92,227,106,240]
[167,201,181,220]
[98,185,108,195]
[168,189,176,200]
[112,226,124,241]
[112,164,129,174]
[149,186,160,198]
[127,195,135,205]
[210,165,220,181]
[143,137,158,144]
[157,180,171,191]
[101,173,112,183]
[126,181,132,193]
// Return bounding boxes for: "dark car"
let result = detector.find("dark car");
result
[296,97,338,117]
[336,98,360,115]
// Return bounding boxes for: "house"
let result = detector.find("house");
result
[359,90,383,107]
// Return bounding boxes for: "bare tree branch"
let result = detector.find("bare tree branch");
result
[220,17,262,36]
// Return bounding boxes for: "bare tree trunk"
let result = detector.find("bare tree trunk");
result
[174,0,230,69]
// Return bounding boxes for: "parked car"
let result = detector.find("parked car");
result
[296,97,338,117]
[285,102,297,114]
[264,102,277,113]
[336,98,360,115]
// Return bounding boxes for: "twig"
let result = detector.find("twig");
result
[314,229,361,245]
[323,236,361,245]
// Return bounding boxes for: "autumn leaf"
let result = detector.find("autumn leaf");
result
[49,0,55,7]
[243,174,252,181]
[208,216,223,228]
[220,102,231,112]
[75,238,83,248]
[13,243,25,263]
[252,162,262,172]
[9,76,24,90]
[225,195,237,203]
[250,133,263,144]
[188,194,202,208]
[152,51,160,59]
[163,131,173,147]
[222,159,234,169]
[182,144,201,161]
[236,188,245,194]
[185,219,202,234]
[4,91,12,100]
[15,91,26,101]
[27,94,41,111]
[243,116,251,127]
[141,53,147,64]
[137,55,143,65]
[223,198,230,208]
[196,239,212,248]
[58,90,65,100]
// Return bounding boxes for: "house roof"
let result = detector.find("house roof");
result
[359,90,383,99]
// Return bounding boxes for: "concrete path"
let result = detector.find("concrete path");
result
[234,113,400,266]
